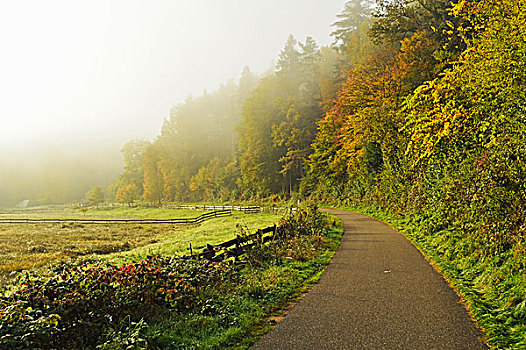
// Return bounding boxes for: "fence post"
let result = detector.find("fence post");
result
[235,236,240,262]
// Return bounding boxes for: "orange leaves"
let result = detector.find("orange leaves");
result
[313,44,415,174]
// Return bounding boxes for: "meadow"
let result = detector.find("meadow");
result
[0,205,343,349]
[0,205,281,289]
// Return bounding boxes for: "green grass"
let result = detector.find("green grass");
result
[138,221,344,349]
[0,205,212,219]
[93,206,215,219]
[0,206,280,290]
[106,212,282,264]
[0,205,344,349]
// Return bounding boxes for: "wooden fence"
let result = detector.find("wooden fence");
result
[0,210,232,225]
[186,224,280,262]
[170,204,297,215]
[170,204,262,213]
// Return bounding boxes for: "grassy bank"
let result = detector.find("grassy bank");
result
[0,206,343,349]
[141,221,343,349]
[339,205,525,350]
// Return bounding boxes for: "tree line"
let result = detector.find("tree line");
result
[105,0,374,205]
[105,0,526,240]
[305,0,526,256]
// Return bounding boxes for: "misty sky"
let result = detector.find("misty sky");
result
[0,0,348,152]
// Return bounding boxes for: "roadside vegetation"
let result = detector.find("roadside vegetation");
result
[0,205,342,349]
[343,206,526,349]
[305,1,526,348]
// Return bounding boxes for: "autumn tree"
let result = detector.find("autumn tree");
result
[115,183,139,207]
[142,145,164,206]
[189,157,223,200]
[109,67,256,204]
[304,0,469,203]
[86,185,105,208]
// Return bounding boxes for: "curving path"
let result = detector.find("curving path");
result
[251,209,487,350]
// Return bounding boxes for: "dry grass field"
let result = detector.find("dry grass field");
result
[0,206,281,288]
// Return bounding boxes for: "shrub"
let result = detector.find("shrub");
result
[0,257,237,349]
[245,205,330,265]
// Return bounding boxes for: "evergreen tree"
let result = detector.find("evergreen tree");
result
[331,0,374,46]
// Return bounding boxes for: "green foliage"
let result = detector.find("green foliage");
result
[86,186,105,208]
[237,76,288,198]
[277,205,327,239]
[237,36,327,198]
[111,139,151,201]
[331,0,374,47]
[244,205,331,266]
[106,1,380,204]
[0,257,237,349]
[141,145,164,205]
[0,208,342,349]
[115,184,140,207]
[190,157,224,201]
[104,67,259,205]
[305,1,526,348]
[0,206,279,289]
[96,317,148,350]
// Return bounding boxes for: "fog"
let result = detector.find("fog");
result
[0,0,348,206]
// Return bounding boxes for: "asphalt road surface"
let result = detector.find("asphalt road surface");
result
[251,209,487,350]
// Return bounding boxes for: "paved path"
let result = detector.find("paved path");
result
[251,209,487,350]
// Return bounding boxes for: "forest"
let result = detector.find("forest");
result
[109,0,525,225]
[108,1,370,203]
[104,0,526,346]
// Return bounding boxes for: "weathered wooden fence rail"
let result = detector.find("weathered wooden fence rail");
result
[170,204,262,213]
[170,204,298,215]
[0,210,232,225]
[186,224,280,262]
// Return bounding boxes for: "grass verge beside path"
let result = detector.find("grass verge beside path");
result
[329,205,525,350]
[0,206,344,349]
[146,221,344,349]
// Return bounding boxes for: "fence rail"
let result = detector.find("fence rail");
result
[170,204,298,215]
[0,210,232,225]
[186,224,280,262]
[169,205,262,213]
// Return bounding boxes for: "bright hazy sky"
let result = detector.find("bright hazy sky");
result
[0,0,348,151]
